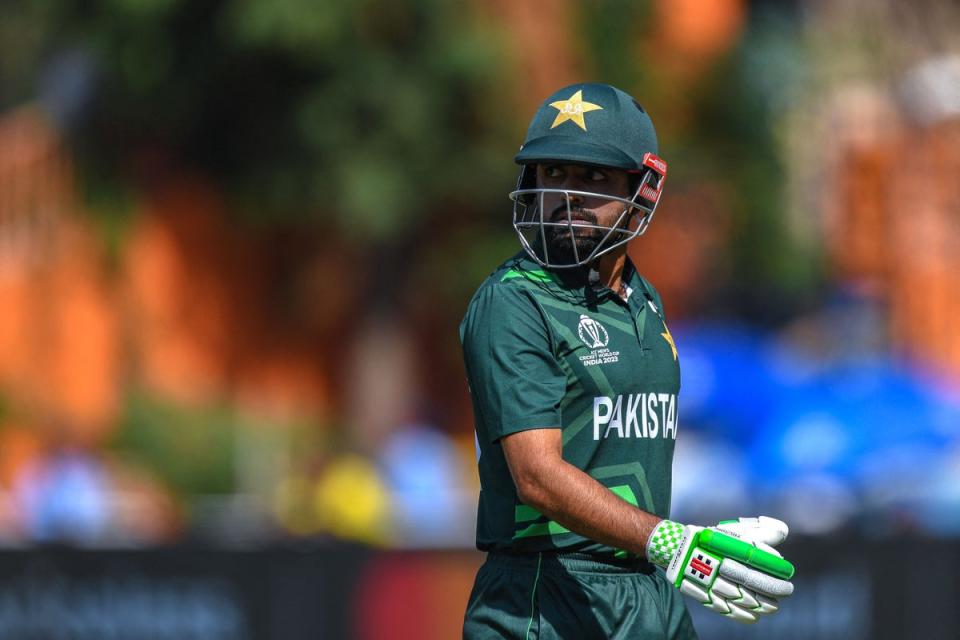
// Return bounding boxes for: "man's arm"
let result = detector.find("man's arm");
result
[502,427,796,624]
[501,427,661,557]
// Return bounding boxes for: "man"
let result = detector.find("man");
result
[460,83,795,639]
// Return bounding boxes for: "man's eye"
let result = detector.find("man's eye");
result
[589,170,606,181]
[545,166,563,177]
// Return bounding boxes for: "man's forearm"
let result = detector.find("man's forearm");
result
[516,458,662,557]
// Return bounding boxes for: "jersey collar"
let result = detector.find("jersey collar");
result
[504,252,644,305]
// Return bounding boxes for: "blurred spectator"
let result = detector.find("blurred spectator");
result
[275,448,394,547]
[378,423,476,548]
[312,453,393,546]
[13,447,110,544]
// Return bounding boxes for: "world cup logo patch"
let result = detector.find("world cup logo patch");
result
[577,314,609,349]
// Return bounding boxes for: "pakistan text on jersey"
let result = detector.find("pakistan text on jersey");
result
[592,393,678,441]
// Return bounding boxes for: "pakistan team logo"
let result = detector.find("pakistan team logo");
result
[577,314,609,348]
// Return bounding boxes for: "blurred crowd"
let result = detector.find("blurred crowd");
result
[1,0,959,549]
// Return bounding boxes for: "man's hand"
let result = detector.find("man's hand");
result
[646,516,795,624]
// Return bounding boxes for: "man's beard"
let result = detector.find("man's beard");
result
[543,206,603,266]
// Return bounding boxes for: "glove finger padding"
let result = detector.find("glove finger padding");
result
[719,558,794,598]
[715,516,788,548]
[711,577,779,614]
[678,576,778,624]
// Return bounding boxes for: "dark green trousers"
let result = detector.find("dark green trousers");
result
[463,552,699,640]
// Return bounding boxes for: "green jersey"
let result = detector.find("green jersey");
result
[460,251,681,554]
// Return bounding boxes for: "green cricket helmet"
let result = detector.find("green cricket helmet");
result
[510,82,667,269]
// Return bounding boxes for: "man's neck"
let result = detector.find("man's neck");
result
[593,250,629,299]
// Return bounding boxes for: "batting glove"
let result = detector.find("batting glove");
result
[646,516,795,624]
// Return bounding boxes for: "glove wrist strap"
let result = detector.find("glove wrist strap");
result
[646,519,686,568]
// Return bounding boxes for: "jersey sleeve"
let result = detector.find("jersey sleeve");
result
[460,282,566,443]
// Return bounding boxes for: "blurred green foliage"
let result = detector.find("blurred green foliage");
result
[0,0,821,319]
[576,0,652,92]
[725,12,815,282]
[0,1,60,107]
[114,391,236,496]
[2,0,516,237]
[706,10,821,316]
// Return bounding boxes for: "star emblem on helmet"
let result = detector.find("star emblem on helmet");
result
[549,90,603,131]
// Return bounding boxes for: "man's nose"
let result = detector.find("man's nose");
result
[561,188,584,206]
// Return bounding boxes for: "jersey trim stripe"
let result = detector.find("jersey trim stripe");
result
[525,553,543,640]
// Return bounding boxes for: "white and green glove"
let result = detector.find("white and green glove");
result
[646,516,795,624]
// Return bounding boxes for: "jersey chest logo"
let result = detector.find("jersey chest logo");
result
[576,315,619,367]
[577,314,609,348]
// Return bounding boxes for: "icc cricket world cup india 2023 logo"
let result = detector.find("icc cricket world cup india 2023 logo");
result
[578,314,609,349]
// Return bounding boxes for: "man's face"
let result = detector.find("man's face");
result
[535,163,635,265]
